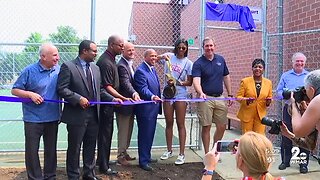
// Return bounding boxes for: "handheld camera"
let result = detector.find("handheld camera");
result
[216,140,239,153]
[282,86,308,103]
[261,117,282,135]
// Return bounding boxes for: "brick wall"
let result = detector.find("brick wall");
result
[130,0,320,131]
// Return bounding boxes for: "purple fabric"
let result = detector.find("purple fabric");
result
[1,95,281,105]
[205,2,256,32]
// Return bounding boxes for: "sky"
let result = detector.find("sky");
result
[0,0,172,52]
[0,0,166,47]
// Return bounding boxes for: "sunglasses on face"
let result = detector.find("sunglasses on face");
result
[177,47,186,50]
[113,43,124,48]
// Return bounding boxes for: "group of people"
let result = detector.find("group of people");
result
[12,36,234,179]
[11,34,320,180]
[235,52,312,174]
[203,58,320,180]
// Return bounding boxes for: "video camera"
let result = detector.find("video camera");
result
[282,86,308,103]
[261,117,282,135]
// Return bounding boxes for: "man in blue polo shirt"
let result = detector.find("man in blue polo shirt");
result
[276,52,309,174]
[192,37,233,154]
[11,43,60,180]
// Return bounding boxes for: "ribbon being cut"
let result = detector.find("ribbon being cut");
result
[205,2,256,32]
[0,95,280,105]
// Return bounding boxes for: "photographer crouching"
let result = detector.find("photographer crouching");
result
[275,52,310,173]
[291,69,320,151]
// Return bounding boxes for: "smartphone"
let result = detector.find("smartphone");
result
[216,140,239,153]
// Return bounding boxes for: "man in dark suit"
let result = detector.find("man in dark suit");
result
[57,40,121,180]
[116,42,141,165]
[134,49,162,171]
[96,35,131,175]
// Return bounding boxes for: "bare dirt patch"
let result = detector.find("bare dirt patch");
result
[0,162,224,180]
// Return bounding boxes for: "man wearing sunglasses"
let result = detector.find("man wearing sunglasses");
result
[96,35,132,175]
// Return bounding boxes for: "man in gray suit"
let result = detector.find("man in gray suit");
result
[57,40,122,180]
[116,42,141,165]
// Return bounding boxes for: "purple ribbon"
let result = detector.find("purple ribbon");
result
[0,95,283,105]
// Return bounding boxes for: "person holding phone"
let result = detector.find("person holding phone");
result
[202,132,275,180]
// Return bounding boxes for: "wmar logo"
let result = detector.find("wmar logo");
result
[290,147,307,164]
[216,62,221,66]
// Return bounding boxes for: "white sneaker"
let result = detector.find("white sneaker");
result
[175,154,185,165]
[160,151,173,160]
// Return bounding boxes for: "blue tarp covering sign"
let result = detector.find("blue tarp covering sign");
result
[205,2,256,32]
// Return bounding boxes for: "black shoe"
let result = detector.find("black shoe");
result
[140,164,153,171]
[150,158,158,163]
[99,168,118,175]
[278,163,290,170]
[82,175,102,180]
[300,166,308,174]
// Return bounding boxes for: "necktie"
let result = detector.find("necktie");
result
[86,63,94,101]
[130,65,134,77]
[151,67,157,79]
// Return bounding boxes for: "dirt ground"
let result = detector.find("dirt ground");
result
[0,162,223,180]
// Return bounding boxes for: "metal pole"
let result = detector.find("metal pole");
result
[197,0,206,150]
[262,0,268,76]
[278,0,284,77]
[199,0,205,56]
[90,0,96,41]
[277,0,284,120]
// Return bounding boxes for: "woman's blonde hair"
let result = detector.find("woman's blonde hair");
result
[239,132,274,180]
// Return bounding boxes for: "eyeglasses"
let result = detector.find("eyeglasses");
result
[177,47,186,50]
[113,43,124,48]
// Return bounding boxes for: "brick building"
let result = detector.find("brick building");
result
[129,0,320,142]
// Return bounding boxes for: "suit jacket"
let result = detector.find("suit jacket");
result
[116,57,136,115]
[57,57,114,125]
[236,76,272,122]
[134,62,162,117]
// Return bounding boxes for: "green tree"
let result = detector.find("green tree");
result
[20,32,43,65]
[49,26,81,62]
[0,52,28,84]
[23,32,44,53]
[49,25,81,52]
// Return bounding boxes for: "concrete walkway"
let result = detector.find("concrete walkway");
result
[193,126,320,180]
[1,126,319,179]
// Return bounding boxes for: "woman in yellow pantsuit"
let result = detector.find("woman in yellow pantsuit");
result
[236,59,272,135]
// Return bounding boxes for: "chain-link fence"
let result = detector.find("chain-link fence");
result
[264,0,320,152]
[2,0,319,154]
[0,0,201,152]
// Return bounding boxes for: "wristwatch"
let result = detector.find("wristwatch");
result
[202,169,216,175]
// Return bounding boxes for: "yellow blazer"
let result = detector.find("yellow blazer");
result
[236,76,273,122]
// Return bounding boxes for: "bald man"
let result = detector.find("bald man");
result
[134,49,162,171]
[96,35,131,175]
[12,43,60,179]
[115,42,141,165]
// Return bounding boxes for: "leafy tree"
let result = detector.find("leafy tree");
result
[49,25,81,52]
[0,52,29,84]
[49,26,81,62]
[19,32,44,66]
[23,32,44,53]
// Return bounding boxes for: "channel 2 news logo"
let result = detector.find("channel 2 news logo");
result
[290,147,307,164]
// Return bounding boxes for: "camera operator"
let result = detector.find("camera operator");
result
[276,52,309,173]
[292,69,320,139]
[280,122,318,152]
